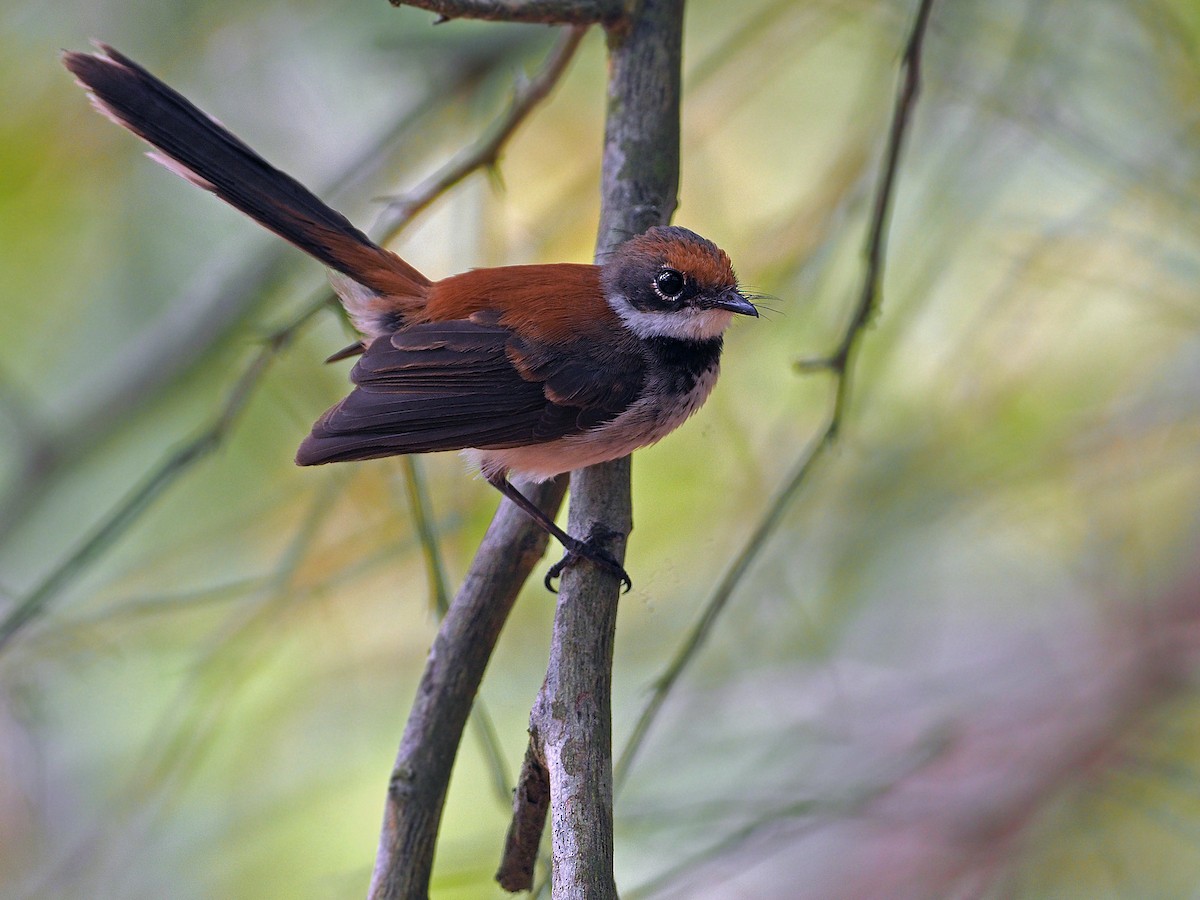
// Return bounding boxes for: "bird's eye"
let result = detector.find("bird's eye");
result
[654,268,686,300]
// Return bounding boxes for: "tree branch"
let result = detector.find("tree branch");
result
[0,319,298,652]
[496,742,552,891]
[502,1,685,895]
[798,0,937,434]
[399,458,512,803]
[368,476,568,900]
[390,0,625,27]
[615,0,939,788]
[375,24,587,234]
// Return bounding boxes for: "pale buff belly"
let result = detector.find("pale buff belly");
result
[462,363,720,481]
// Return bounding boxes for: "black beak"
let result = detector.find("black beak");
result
[712,290,759,317]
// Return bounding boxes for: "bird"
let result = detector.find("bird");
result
[63,44,759,591]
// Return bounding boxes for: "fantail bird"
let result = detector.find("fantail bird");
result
[63,44,758,590]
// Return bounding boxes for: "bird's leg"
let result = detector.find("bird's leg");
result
[485,473,632,593]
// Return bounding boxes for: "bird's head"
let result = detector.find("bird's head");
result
[601,226,758,341]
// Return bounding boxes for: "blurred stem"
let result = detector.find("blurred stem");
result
[374,25,587,235]
[400,459,453,614]
[0,319,298,652]
[49,481,348,892]
[614,416,838,788]
[0,362,45,444]
[623,798,823,900]
[399,457,513,804]
[615,0,938,789]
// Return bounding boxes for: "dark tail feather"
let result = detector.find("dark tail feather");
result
[63,44,429,297]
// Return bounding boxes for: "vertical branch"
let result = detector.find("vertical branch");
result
[507,1,685,895]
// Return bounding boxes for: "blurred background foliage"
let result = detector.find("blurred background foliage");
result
[2,0,1200,896]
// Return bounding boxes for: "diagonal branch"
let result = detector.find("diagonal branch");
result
[398,457,513,804]
[801,0,938,435]
[615,0,939,789]
[368,476,568,900]
[375,24,587,233]
[391,0,625,27]
[0,314,299,652]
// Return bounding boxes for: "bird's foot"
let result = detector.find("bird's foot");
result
[544,524,632,593]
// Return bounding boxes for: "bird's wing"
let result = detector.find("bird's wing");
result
[295,317,645,465]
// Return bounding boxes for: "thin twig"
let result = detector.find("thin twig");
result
[799,0,937,436]
[398,457,513,804]
[0,320,298,652]
[391,0,624,26]
[615,417,837,787]
[615,0,938,789]
[374,25,588,235]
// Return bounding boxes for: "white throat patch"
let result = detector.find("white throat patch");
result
[609,293,733,341]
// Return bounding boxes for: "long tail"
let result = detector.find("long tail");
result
[63,44,430,299]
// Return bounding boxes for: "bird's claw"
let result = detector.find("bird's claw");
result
[543,526,632,593]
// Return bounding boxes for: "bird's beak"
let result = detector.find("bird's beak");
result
[712,290,759,317]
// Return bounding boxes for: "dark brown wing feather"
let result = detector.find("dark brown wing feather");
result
[294,318,645,466]
[505,331,646,413]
